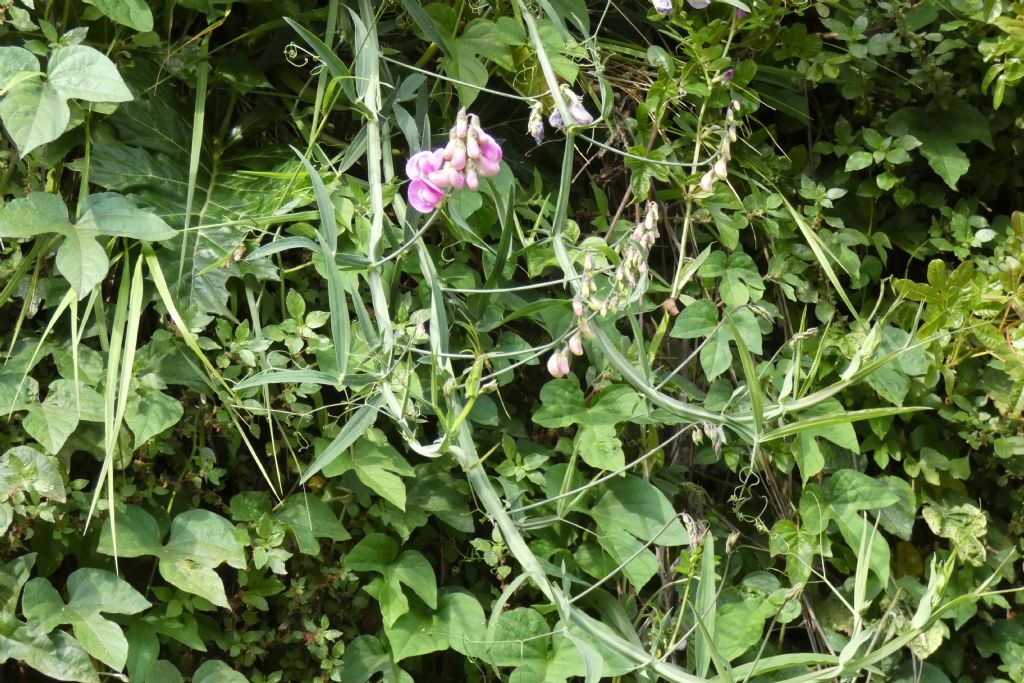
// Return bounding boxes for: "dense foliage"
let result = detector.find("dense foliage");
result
[1,0,1023,681]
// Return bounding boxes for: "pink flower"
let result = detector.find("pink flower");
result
[478,132,503,163]
[408,178,445,212]
[406,149,444,181]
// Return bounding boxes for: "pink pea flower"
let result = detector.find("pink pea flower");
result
[735,8,749,18]
[406,149,444,181]
[478,132,503,163]
[408,178,445,212]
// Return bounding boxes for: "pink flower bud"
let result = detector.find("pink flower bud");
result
[466,134,480,160]
[557,351,571,376]
[547,351,570,378]
[714,157,728,180]
[450,168,465,190]
[466,167,479,190]
[454,108,468,138]
[572,298,584,317]
[568,332,584,356]
[699,171,715,193]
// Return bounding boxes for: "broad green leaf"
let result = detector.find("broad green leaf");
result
[577,423,624,471]
[532,378,585,429]
[145,660,184,683]
[0,625,99,683]
[387,551,437,610]
[0,446,66,503]
[769,520,815,585]
[339,635,390,683]
[793,433,824,485]
[193,660,249,683]
[0,80,70,156]
[125,390,183,449]
[22,569,150,670]
[0,554,36,616]
[323,428,413,510]
[826,469,899,510]
[923,504,987,566]
[55,228,108,297]
[301,395,383,484]
[47,45,133,103]
[589,476,689,547]
[0,46,39,87]
[385,607,448,662]
[0,192,69,238]
[671,300,720,340]
[83,0,154,31]
[277,493,350,555]
[877,476,916,541]
[77,193,176,241]
[436,589,487,659]
[832,512,890,586]
[345,533,398,571]
[23,403,78,454]
[488,607,550,667]
[713,596,774,661]
[98,506,245,608]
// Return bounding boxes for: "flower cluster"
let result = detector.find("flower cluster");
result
[405,109,503,212]
[547,203,661,378]
[697,100,741,194]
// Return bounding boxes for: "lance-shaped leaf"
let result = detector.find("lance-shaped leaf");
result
[22,568,150,671]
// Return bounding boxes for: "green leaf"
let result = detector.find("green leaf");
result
[0,192,70,238]
[47,45,133,103]
[844,150,874,171]
[436,589,487,659]
[0,80,70,156]
[577,423,625,471]
[339,635,390,683]
[669,299,718,339]
[23,569,150,670]
[922,504,987,566]
[386,607,448,662]
[826,469,899,510]
[77,193,176,241]
[323,428,413,510]
[23,403,79,454]
[532,378,585,429]
[0,46,40,88]
[713,596,774,661]
[125,390,183,449]
[589,476,689,547]
[193,660,249,683]
[98,506,246,608]
[0,553,36,616]
[793,433,824,485]
[83,0,154,32]
[277,493,350,555]
[145,660,184,683]
[0,446,66,503]
[301,395,383,484]
[0,625,99,683]
[488,607,550,667]
[55,228,108,297]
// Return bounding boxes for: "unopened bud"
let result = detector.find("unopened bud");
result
[714,156,728,180]
[699,171,715,193]
[568,331,584,356]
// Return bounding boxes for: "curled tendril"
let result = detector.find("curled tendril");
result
[284,42,324,74]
